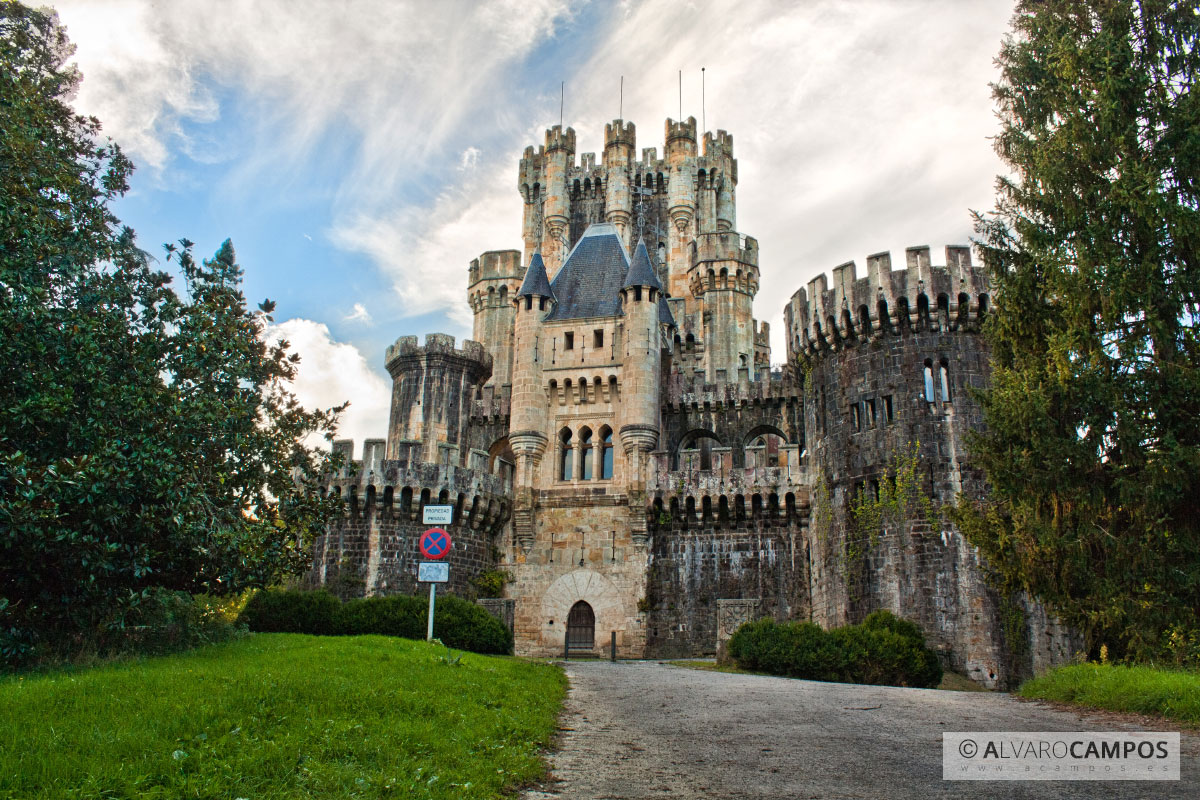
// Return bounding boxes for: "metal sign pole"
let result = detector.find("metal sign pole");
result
[427,583,436,641]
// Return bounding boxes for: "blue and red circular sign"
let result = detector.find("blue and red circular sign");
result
[419,527,452,560]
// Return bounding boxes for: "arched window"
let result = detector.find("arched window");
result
[560,428,573,480]
[939,357,951,403]
[600,427,614,479]
[579,427,594,480]
[923,359,936,403]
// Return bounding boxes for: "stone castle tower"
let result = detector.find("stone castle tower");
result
[310,116,1079,688]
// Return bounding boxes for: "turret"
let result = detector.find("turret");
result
[619,239,664,504]
[542,126,576,276]
[468,249,523,387]
[384,334,492,465]
[702,130,737,232]
[688,231,759,380]
[508,253,554,548]
[603,119,635,246]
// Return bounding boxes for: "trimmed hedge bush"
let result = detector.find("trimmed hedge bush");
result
[237,589,513,655]
[726,610,943,688]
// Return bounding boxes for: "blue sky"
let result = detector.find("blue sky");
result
[54,0,1016,446]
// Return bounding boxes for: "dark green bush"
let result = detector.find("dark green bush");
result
[237,589,513,655]
[727,611,943,688]
[237,589,341,636]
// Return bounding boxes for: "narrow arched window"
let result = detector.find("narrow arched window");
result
[560,428,573,480]
[600,427,614,479]
[939,357,951,403]
[579,427,594,480]
[923,358,936,403]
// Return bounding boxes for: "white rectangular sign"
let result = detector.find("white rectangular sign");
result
[422,504,454,525]
[418,561,449,583]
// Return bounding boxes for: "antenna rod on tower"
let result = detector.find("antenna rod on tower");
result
[678,69,682,120]
[560,81,564,128]
[620,75,623,119]
[702,67,706,134]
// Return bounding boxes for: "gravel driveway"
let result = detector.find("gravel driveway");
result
[523,661,1196,799]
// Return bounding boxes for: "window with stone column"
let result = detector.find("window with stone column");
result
[579,427,594,480]
[559,427,573,480]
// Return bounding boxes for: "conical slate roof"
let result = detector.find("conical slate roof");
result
[516,252,553,298]
[623,238,663,291]
[658,293,676,328]
[544,224,630,321]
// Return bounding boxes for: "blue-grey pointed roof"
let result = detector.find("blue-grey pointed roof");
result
[624,238,663,291]
[516,252,553,298]
[544,224,630,321]
[658,293,676,328]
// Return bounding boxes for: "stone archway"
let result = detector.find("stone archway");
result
[541,569,631,651]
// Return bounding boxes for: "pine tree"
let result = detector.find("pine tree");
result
[960,0,1200,664]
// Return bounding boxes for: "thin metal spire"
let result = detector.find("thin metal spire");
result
[678,69,682,120]
[559,81,564,128]
[702,67,706,135]
[620,75,623,119]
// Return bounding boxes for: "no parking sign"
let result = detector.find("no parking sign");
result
[419,528,451,560]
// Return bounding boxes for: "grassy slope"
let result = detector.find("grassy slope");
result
[0,634,565,799]
[1019,663,1200,726]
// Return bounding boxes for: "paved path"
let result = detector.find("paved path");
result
[524,661,1197,799]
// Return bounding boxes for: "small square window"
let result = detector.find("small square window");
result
[564,332,574,350]
[883,395,894,424]
[594,329,604,348]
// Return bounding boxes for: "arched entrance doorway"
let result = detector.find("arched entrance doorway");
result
[566,600,595,650]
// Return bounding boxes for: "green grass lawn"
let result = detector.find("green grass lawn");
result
[0,634,566,799]
[1019,663,1200,726]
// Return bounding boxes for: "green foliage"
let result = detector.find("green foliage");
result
[962,1,1200,664]
[0,6,344,665]
[1019,663,1200,725]
[237,589,514,655]
[469,568,512,598]
[845,442,941,588]
[237,589,342,636]
[0,634,567,798]
[726,610,943,688]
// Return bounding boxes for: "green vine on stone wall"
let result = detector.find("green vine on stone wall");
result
[842,441,944,590]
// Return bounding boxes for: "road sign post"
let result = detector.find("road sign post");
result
[418,529,452,641]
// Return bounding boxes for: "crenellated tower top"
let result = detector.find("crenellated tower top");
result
[784,245,990,362]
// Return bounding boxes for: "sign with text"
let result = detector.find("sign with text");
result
[422,504,454,525]
[419,527,452,560]
[417,561,449,583]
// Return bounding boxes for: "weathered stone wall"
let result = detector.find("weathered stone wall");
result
[309,450,511,599]
[645,523,807,658]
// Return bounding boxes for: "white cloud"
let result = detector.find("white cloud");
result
[56,0,1016,360]
[269,319,391,448]
[344,303,372,325]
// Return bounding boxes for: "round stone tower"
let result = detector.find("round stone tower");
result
[603,119,636,247]
[468,250,524,387]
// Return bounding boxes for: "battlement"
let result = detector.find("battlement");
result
[605,119,636,149]
[785,245,991,359]
[384,333,492,373]
[689,231,759,269]
[469,249,523,283]
[754,320,770,346]
[665,116,697,144]
[470,383,512,421]
[545,124,576,154]
[703,130,734,159]
[663,367,799,409]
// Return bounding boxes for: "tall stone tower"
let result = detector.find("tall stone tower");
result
[468,250,524,387]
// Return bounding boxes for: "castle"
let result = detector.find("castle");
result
[312,117,1078,688]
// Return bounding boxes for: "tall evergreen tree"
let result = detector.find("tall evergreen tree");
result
[960,0,1200,663]
[1,4,343,663]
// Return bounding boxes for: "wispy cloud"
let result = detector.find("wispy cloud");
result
[344,303,373,325]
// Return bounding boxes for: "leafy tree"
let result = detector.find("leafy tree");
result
[1,4,343,663]
[960,0,1200,664]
